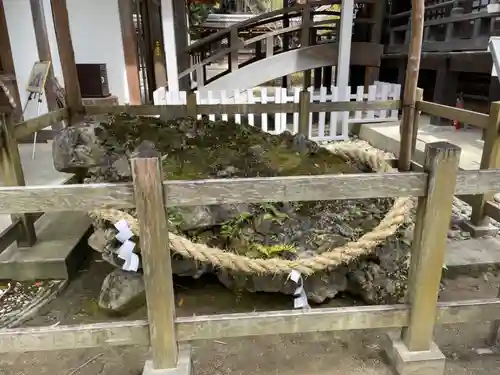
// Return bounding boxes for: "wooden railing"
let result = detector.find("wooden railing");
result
[0,108,76,253]
[0,100,500,374]
[183,0,380,89]
[2,95,500,373]
[385,0,500,54]
[413,94,500,235]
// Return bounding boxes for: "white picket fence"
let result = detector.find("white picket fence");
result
[153,82,401,142]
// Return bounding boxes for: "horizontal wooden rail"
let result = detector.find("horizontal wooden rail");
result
[83,100,400,119]
[1,298,499,353]
[13,108,69,140]
[2,169,500,214]
[417,100,489,129]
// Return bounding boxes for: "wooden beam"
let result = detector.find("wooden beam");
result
[398,0,425,172]
[0,0,22,120]
[1,299,500,353]
[402,142,460,351]
[118,0,141,105]
[29,0,60,116]
[2,168,500,214]
[50,0,82,115]
[0,114,37,247]
[131,148,177,369]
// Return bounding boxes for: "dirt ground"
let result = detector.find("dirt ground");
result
[1,252,500,375]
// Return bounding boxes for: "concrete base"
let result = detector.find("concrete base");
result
[444,237,500,277]
[459,220,499,238]
[0,211,91,280]
[143,345,193,375]
[384,334,445,375]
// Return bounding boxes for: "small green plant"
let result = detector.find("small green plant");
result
[260,203,289,225]
[220,211,253,239]
[250,243,296,259]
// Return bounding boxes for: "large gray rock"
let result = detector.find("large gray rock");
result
[99,269,145,314]
[52,122,107,173]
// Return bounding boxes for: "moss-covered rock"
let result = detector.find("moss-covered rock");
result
[54,113,410,310]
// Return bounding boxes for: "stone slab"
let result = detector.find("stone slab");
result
[0,211,91,281]
[143,345,193,375]
[358,117,483,170]
[384,333,445,375]
[444,237,500,277]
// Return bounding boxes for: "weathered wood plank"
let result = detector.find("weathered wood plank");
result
[164,173,427,207]
[0,183,135,213]
[131,148,177,369]
[13,108,69,140]
[417,100,489,129]
[3,168,500,213]
[83,100,400,118]
[402,142,461,351]
[0,173,426,213]
[1,299,500,353]
[454,169,500,195]
[0,219,20,254]
[50,0,82,114]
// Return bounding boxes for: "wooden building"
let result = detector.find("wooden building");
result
[380,0,500,122]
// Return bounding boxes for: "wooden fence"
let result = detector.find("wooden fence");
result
[154,82,401,141]
[414,97,500,236]
[1,97,500,374]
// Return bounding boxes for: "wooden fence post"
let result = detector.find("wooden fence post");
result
[463,101,500,237]
[385,142,460,375]
[130,146,178,371]
[298,90,310,137]
[0,113,37,247]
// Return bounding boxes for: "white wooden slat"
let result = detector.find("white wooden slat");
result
[318,86,327,138]
[307,86,314,138]
[260,88,268,132]
[390,84,401,120]
[207,91,216,121]
[195,91,202,120]
[354,85,364,120]
[379,84,389,119]
[247,89,255,126]
[366,85,377,120]
[234,90,241,124]
[220,90,229,121]
[340,86,350,140]
[273,88,281,135]
[329,86,338,137]
[293,87,300,134]
[280,88,288,133]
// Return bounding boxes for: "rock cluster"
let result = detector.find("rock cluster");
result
[53,113,412,314]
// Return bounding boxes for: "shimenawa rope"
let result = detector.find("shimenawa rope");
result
[90,144,413,276]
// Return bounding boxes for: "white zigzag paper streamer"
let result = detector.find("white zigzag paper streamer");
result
[288,270,310,309]
[114,220,139,272]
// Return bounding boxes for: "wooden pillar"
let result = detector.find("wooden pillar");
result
[281,0,290,89]
[0,0,22,121]
[0,113,37,247]
[430,60,458,126]
[50,0,82,117]
[161,0,190,92]
[337,0,354,94]
[131,147,178,370]
[118,0,141,104]
[29,0,59,117]
[364,0,386,87]
[148,0,167,89]
[402,142,460,351]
